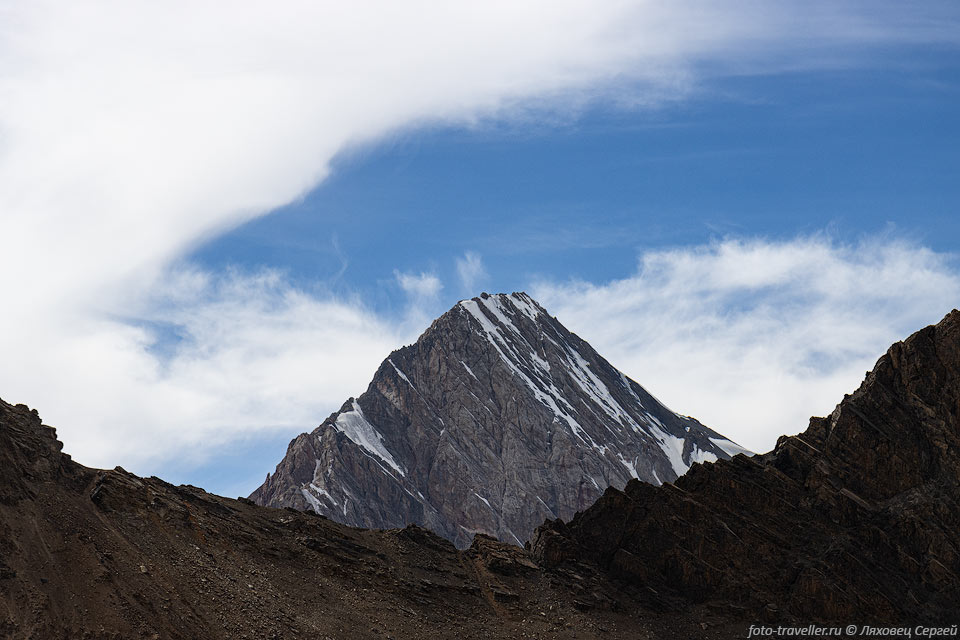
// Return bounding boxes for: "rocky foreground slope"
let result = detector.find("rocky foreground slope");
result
[0,397,737,639]
[2,311,960,638]
[252,292,747,547]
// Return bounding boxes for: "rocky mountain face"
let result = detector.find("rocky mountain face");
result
[532,309,960,623]
[251,292,747,548]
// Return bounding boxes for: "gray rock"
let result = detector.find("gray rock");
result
[251,292,747,547]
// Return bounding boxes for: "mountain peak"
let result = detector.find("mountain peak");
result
[456,292,547,334]
[463,291,544,312]
[252,293,747,547]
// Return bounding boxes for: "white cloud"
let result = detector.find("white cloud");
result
[0,2,956,476]
[532,236,960,454]
[4,267,414,470]
[394,269,445,332]
[456,251,489,295]
[395,270,443,300]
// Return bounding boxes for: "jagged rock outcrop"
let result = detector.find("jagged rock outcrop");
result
[251,292,747,547]
[531,309,960,623]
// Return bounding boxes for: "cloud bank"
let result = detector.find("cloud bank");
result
[6,267,410,468]
[533,236,960,453]
[1,1,957,478]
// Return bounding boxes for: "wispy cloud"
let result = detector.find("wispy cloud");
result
[533,235,960,453]
[395,270,443,300]
[456,251,488,295]
[394,269,444,330]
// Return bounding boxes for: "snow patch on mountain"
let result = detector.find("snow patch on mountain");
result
[460,360,478,380]
[334,400,405,476]
[388,359,414,388]
[656,431,689,477]
[688,447,719,465]
[709,436,753,457]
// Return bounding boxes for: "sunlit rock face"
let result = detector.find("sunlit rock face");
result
[251,292,744,548]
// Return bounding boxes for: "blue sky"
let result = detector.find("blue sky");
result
[2,2,959,499]
[178,46,960,495]
[194,55,960,310]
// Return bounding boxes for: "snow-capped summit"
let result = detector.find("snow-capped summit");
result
[251,292,749,547]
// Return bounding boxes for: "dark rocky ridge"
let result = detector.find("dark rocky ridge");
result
[532,309,960,623]
[252,292,747,548]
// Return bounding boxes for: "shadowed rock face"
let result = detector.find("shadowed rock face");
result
[251,292,745,547]
[532,309,960,623]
